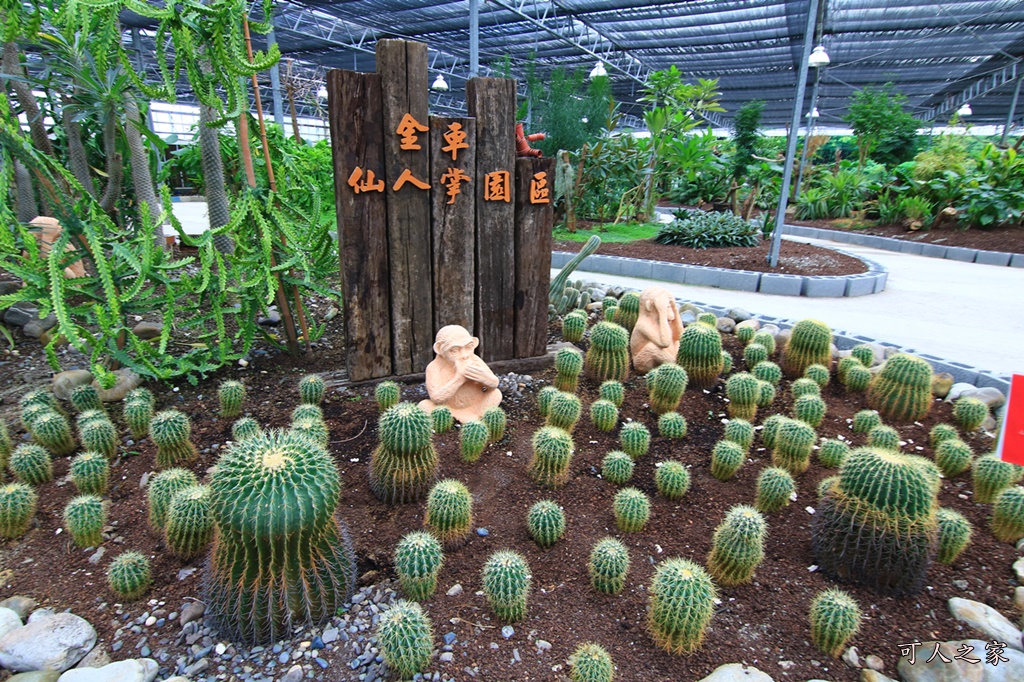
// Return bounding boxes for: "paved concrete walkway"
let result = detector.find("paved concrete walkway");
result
[560,236,1024,377]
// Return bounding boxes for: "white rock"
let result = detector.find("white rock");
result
[0,613,97,672]
[0,607,22,639]
[860,671,898,682]
[0,597,37,621]
[948,598,1023,651]
[697,663,774,681]
[959,386,1007,409]
[57,658,158,682]
[1015,557,1024,583]
[946,383,978,402]
[279,665,304,682]
[446,584,463,597]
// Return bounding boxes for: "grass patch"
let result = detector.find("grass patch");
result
[553,221,661,243]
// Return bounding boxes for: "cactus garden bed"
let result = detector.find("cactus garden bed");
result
[0,327,1018,681]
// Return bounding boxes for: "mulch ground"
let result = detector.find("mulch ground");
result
[0,327,1017,682]
[554,238,868,277]
[790,219,1024,255]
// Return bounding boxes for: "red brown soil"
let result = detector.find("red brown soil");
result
[554,238,869,276]
[0,331,1016,682]
[791,219,1024,255]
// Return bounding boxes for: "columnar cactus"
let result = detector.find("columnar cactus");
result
[482,550,531,622]
[817,439,850,468]
[711,440,746,481]
[843,364,872,393]
[809,588,862,657]
[793,394,827,428]
[588,537,630,594]
[395,531,444,601]
[752,330,776,356]
[953,397,989,432]
[527,500,566,548]
[646,363,689,414]
[929,423,959,448]
[590,400,619,432]
[658,412,687,439]
[755,467,796,512]
[482,406,507,442]
[781,319,832,378]
[725,373,759,421]
[613,487,650,532]
[371,403,438,504]
[771,418,817,475]
[232,417,262,442]
[852,410,881,434]
[676,322,723,390]
[804,364,831,388]
[147,468,198,530]
[562,310,588,343]
[760,414,786,450]
[647,558,717,655]
[619,422,651,460]
[756,380,776,408]
[70,384,104,414]
[528,426,574,487]
[424,479,473,546]
[723,419,755,451]
[31,411,76,456]
[554,347,585,393]
[601,451,634,485]
[431,406,454,434]
[123,388,155,439]
[813,447,940,594]
[165,485,214,560]
[867,354,934,423]
[149,410,198,469]
[752,360,782,386]
[0,482,37,538]
[791,378,821,399]
[537,386,559,418]
[546,392,582,432]
[569,642,614,682]
[707,505,767,585]
[107,551,151,600]
[743,343,767,368]
[218,380,246,418]
[613,291,640,333]
[868,425,901,451]
[64,494,106,547]
[990,486,1024,543]
[936,508,972,564]
[79,417,117,459]
[851,344,875,367]
[206,429,357,643]
[934,439,974,478]
[599,381,625,408]
[9,444,52,486]
[299,374,326,405]
[655,461,691,501]
[70,452,110,495]
[585,322,631,382]
[375,381,401,411]
[376,600,434,679]
[972,454,1024,504]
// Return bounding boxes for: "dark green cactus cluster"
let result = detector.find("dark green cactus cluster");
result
[218,380,246,418]
[929,423,959,448]
[972,454,1023,503]
[527,500,566,548]
[70,452,110,495]
[569,642,614,682]
[793,394,827,428]
[936,508,972,564]
[482,407,508,443]
[9,444,52,486]
[655,461,691,501]
[867,425,901,451]
[613,291,640,333]
[371,403,438,504]
[431,406,454,434]
[395,531,444,601]
[32,410,76,456]
[813,447,940,594]
[619,421,651,460]
[165,485,214,560]
[149,410,198,469]
[376,600,434,679]
[752,360,782,386]
[647,558,717,655]
[460,420,489,463]
[867,354,934,423]
[706,505,767,585]
[482,550,531,622]
[529,426,574,487]
[658,412,687,440]
[588,537,630,594]
[755,467,796,512]
[299,374,326,406]
[78,413,117,459]
[724,419,755,451]
[711,440,745,481]
[562,310,588,343]
[804,364,831,388]
[791,377,821,399]
[547,392,582,432]
[375,381,401,411]
[676,322,723,390]
[852,410,881,434]
[990,486,1024,543]
[599,381,625,408]
[809,588,862,657]
[70,384,104,414]
[953,397,989,432]
[424,479,473,546]
[817,439,850,468]
[613,487,650,532]
[590,400,619,432]
[0,482,38,538]
[760,414,786,450]
[725,373,759,421]
[537,386,559,418]
[771,418,817,475]
[206,429,357,643]
[554,347,585,393]
[123,388,155,439]
[585,322,631,382]
[934,439,973,478]
[107,550,151,600]
[781,319,832,378]
[148,468,198,530]
[64,494,106,547]
[232,417,262,443]
[743,343,768,368]
[601,450,634,485]
[646,363,689,414]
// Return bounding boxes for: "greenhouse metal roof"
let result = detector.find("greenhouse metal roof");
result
[124,0,1024,132]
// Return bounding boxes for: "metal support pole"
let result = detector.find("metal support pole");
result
[1000,75,1022,146]
[469,0,479,77]
[268,24,285,129]
[768,0,819,267]
[794,70,820,201]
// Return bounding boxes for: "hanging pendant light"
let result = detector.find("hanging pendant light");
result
[431,74,449,92]
[957,103,972,116]
[808,107,820,118]
[589,61,607,79]
[808,45,830,67]
[316,85,328,100]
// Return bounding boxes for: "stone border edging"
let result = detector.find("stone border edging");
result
[782,223,1024,268]
[551,248,888,298]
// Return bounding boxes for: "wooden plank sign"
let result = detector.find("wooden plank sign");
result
[997,374,1024,465]
[514,156,554,359]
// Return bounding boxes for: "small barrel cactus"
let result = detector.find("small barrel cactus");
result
[743,343,768,368]
[953,397,989,432]
[590,399,619,432]
[817,439,850,468]
[601,451,634,485]
[376,600,434,679]
[149,410,198,469]
[676,322,723,390]
[781,319,832,379]
[9,444,52,486]
[934,439,974,478]
[588,537,630,594]
[537,386,559,418]
[837,356,863,383]
[809,588,862,657]
[804,364,830,388]
[791,377,821,399]
[554,347,585,393]
[562,311,588,343]
[0,482,38,538]
[21,403,52,433]
[756,380,776,408]
[291,404,324,424]
[218,380,246,418]
[612,291,640,333]
[70,384,104,414]
[929,423,959,448]
[852,410,882,434]
[375,381,401,411]
[720,350,733,374]
[619,421,650,460]
[395,531,444,601]
[482,550,531,623]
[299,374,326,405]
[867,425,901,451]
[528,426,574,487]
[771,418,817,475]
[165,485,214,560]
[646,363,689,414]
[123,391,154,440]
[752,360,782,386]
[70,452,110,495]
[482,406,507,442]
[658,412,687,440]
[723,419,754,451]
[431,406,454,434]
[31,410,76,457]
[752,330,776,356]
[569,642,614,682]
[647,558,717,655]
[147,467,198,530]
[232,417,262,442]
[991,486,1024,543]
[736,324,756,344]
[79,417,117,459]
[843,364,872,393]
[604,305,617,322]
[867,353,934,423]
[936,508,972,564]
[793,394,827,428]
[64,494,107,547]
[755,467,796,512]
[424,479,473,546]
[547,392,582,432]
[613,487,650,532]
[598,381,625,408]
[107,551,151,600]
[20,388,61,413]
[725,373,759,421]
[585,321,631,382]
[460,420,490,463]
[711,440,745,481]
[655,461,690,501]
[527,500,566,548]
[760,414,786,450]
[371,403,438,504]
[292,417,328,448]
[818,475,839,498]
[696,312,718,327]
[707,505,767,585]
[851,344,875,367]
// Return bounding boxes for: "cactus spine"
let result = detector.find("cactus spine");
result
[809,588,862,657]
[31,411,77,456]
[793,394,827,428]
[655,461,690,501]
[585,322,630,382]
[781,319,832,378]
[218,380,246,418]
[646,363,688,414]
[0,482,37,538]
[658,412,687,439]
[529,426,574,487]
[601,451,634,485]
[755,467,796,512]
[395,531,444,601]
[569,642,614,682]
[107,551,151,600]
[725,373,759,421]
[936,508,972,564]
[149,410,198,468]
[934,439,973,478]
[70,384,104,414]
[64,494,107,547]
[375,381,401,411]
[376,600,434,679]
[588,537,630,594]
[371,403,438,504]
[867,353,934,423]
[647,558,717,655]
[232,417,262,442]
[852,410,882,434]
[460,420,490,463]
[711,440,746,481]
[676,322,724,390]
[527,500,566,548]
[619,422,650,460]
[482,406,507,442]
[562,311,587,343]
[723,419,754,451]
[591,400,619,432]
[613,487,650,532]
[972,453,1024,504]
[613,292,640,333]
[482,550,531,622]
[547,392,583,432]
[9,444,52,486]
[424,479,473,546]
[706,505,766,585]
[164,485,213,560]
[431,406,454,434]
[147,468,198,530]
[817,439,850,468]
[771,418,816,475]
[752,360,782,386]
[299,374,326,405]
[598,381,625,408]
[70,452,110,495]
[953,397,989,432]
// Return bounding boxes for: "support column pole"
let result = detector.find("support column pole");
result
[268,23,285,129]
[1000,75,1022,147]
[469,0,480,77]
[794,69,820,201]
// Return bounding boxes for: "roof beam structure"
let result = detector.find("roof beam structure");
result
[920,60,1021,122]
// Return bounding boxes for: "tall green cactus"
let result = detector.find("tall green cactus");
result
[64,494,107,548]
[9,444,52,486]
[585,322,630,382]
[80,416,118,460]
[482,550,531,623]
[647,558,717,655]
[482,406,508,442]
[936,508,972,564]
[148,467,198,531]
[867,354,934,423]
[613,487,650,532]
[771,418,816,475]
[676,322,724,390]
[590,399,619,432]
[537,386,559,418]
[149,410,198,468]
[793,393,827,428]
[123,388,155,439]
[218,380,246,418]
[990,486,1024,543]
[646,363,688,414]
[460,420,490,463]
[613,292,641,333]
[70,452,110,495]
[371,403,438,504]
[706,505,766,585]
[755,467,796,512]
[781,319,832,379]
[31,411,77,456]
[547,392,582,433]
[619,421,650,460]
[725,373,759,421]
[562,311,588,344]
[376,600,434,679]
[0,482,38,539]
[431,406,454,434]
[70,384,104,414]
[550,236,601,315]
[711,440,746,481]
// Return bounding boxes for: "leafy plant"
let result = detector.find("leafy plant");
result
[844,83,920,167]
[655,209,760,249]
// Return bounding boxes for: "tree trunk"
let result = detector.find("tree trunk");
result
[198,104,234,254]
[63,99,96,198]
[98,115,122,213]
[286,74,302,144]
[13,159,38,221]
[2,42,55,159]
[124,100,165,248]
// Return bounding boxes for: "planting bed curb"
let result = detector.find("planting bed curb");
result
[782,223,1024,268]
[552,248,888,298]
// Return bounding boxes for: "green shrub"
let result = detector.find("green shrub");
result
[809,588,862,657]
[755,467,796,512]
[601,451,634,485]
[658,412,687,439]
[655,461,691,500]
[936,508,972,564]
[376,600,434,679]
[529,426,574,487]
[107,551,151,600]
[613,487,650,532]
[395,531,444,601]
[527,500,566,548]
[588,537,630,594]
[482,550,531,623]
[655,209,760,249]
[707,505,766,585]
[0,482,37,538]
[647,558,717,654]
[424,479,473,546]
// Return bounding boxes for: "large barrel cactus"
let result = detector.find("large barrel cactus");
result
[676,322,723,390]
[585,322,630,382]
[370,403,438,504]
[781,319,832,379]
[206,430,357,643]
[866,354,934,423]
